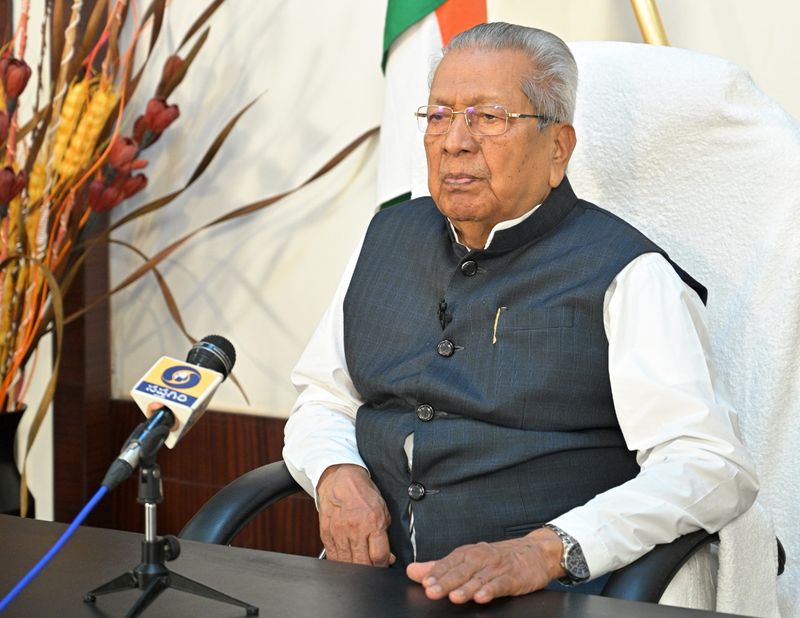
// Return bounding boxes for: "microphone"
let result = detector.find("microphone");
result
[131,334,236,448]
[102,335,236,490]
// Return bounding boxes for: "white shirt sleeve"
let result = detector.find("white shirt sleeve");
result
[282,237,366,500]
[550,252,759,578]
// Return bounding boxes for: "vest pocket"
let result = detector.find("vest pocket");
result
[500,304,575,331]
[504,522,544,539]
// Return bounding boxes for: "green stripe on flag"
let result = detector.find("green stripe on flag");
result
[379,192,412,211]
[382,0,446,72]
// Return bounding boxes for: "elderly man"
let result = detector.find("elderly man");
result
[284,22,758,604]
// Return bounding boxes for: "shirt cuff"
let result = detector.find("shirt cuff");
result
[549,511,614,581]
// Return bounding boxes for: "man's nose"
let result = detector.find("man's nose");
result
[443,112,478,153]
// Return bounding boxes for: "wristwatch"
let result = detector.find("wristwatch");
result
[543,524,591,585]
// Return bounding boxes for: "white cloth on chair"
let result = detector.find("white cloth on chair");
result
[716,501,780,617]
[566,41,798,617]
[658,500,780,617]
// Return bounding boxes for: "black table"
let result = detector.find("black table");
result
[0,514,740,617]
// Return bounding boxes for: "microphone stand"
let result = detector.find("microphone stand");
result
[84,452,258,617]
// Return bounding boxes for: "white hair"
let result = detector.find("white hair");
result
[429,22,578,127]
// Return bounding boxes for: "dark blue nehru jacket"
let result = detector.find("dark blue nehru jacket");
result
[343,177,706,566]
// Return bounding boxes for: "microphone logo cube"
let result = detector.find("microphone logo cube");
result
[131,356,224,449]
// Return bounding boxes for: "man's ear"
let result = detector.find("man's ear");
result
[549,123,577,188]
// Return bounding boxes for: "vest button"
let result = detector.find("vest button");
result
[460,260,478,276]
[416,404,434,421]
[437,339,455,357]
[408,482,426,501]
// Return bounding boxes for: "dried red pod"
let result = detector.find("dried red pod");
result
[133,97,180,147]
[118,173,147,198]
[132,115,147,144]
[145,97,180,132]
[1,58,33,99]
[88,170,148,213]
[0,110,8,144]
[88,178,124,213]
[161,55,185,86]
[108,136,140,169]
[0,166,26,203]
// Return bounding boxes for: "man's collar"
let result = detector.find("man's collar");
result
[447,177,579,254]
[449,205,541,250]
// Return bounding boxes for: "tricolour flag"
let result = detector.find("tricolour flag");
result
[377,0,487,209]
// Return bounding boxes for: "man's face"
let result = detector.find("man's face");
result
[425,48,575,247]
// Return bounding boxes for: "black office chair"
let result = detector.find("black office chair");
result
[178,459,785,604]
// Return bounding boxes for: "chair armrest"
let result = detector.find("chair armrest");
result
[179,460,303,545]
[601,529,718,602]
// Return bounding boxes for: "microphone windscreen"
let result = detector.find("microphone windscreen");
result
[186,335,236,379]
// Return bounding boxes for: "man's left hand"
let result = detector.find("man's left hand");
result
[406,527,566,604]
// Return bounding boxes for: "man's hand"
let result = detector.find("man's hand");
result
[317,464,394,567]
[406,527,566,604]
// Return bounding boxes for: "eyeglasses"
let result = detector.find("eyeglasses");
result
[415,104,558,136]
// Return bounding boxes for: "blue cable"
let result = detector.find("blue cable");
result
[0,485,109,613]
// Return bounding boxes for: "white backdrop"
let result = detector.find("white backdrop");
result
[110,0,385,413]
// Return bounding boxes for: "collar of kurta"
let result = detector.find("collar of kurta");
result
[445,176,579,257]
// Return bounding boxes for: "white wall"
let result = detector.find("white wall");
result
[109,0,386,415]
[492,1,800,119]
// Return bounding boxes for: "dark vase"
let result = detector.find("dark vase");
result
[0,408,35,516]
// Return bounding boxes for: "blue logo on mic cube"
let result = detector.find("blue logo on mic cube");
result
[161,365,202,389]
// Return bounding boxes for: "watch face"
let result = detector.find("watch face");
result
[565,545,590,581]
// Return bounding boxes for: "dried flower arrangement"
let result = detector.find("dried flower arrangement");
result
[0,0,377,514]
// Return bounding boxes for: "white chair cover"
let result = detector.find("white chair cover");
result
[568,41,798,617]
